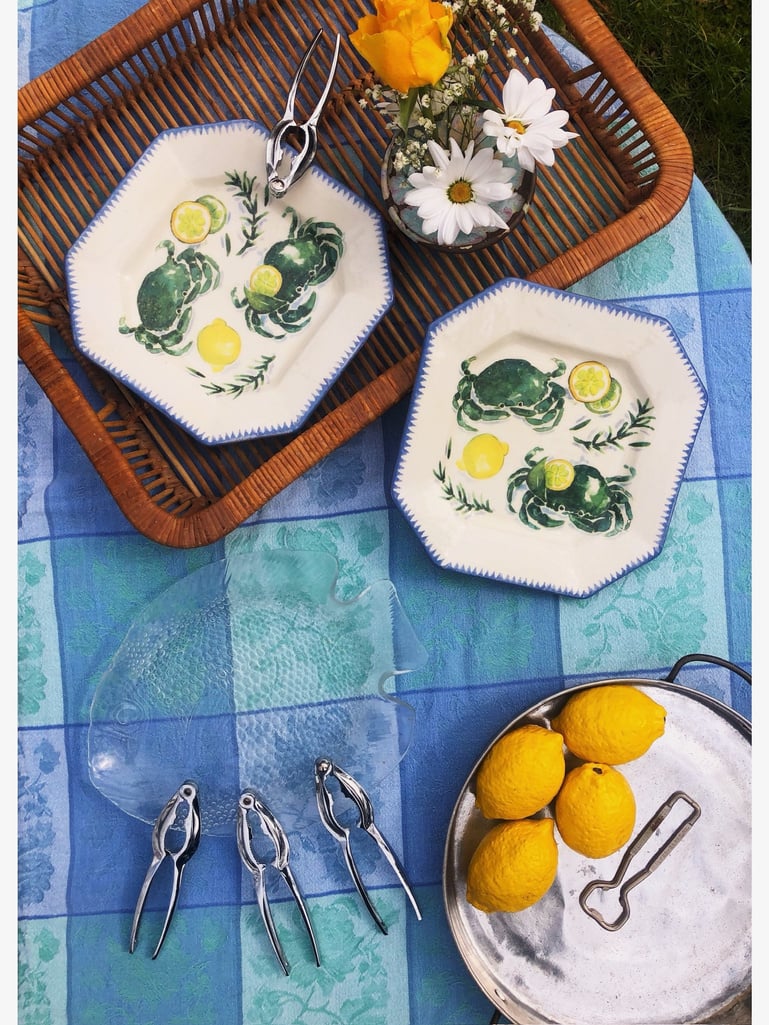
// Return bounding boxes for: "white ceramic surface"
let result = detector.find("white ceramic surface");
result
[392,279,707,597]
[66,120,393,445]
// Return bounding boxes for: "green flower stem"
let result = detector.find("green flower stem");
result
[399,87,420,132]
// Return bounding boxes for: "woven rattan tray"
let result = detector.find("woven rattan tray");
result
[18,0,693,548]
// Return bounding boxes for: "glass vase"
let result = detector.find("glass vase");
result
[380,117,535,254]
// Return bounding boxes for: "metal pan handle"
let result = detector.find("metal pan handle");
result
[663,653,751,687]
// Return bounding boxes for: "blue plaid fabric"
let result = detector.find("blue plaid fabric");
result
[19,3,751,1023]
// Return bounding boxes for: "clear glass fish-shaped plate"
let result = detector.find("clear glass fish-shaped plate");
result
[88,549,426,835]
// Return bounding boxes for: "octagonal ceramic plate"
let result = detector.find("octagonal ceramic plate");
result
[65,120,393,445]
[392,279,707,597]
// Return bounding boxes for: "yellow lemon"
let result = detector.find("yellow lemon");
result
[544,458,575,492]
[170,200,212,244]
[585,376,622,414]
[197,318,241,372]
[195,194,227,233]
[466,818,558,913]
[456,433,510,479]
[249,264,283,298]
[475,724,565,820]
[554,762,636,858]
[568,361,612,403]
[550,684,666,764]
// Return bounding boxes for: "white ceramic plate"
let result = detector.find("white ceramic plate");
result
[65,120,393,445]
[392,279,707,597]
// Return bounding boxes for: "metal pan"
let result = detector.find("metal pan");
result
[443,655,751,1025]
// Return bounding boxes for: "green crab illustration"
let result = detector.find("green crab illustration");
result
[231,207,344,338]
[119,240,220,354]
[452,357,567,432]
[506,447,635,535]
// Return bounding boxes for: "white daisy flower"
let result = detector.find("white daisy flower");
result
[482,69,578,172]
[404,138,517,246]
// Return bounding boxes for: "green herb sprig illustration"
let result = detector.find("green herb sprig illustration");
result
[434,440,492,513]
[188,355,275,397]
[225,170,269,255]
[573,398,656,452]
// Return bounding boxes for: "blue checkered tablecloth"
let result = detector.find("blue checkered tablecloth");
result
[18,3,752,1023]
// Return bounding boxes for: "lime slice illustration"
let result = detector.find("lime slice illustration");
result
[196,194,227,233]
[585,376,623,414]
[170,200,212,244]
[248,264,283,298]
[544,458,575,492]
[568,361,612,403]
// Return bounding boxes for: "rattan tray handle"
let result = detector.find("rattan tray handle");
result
[18,0,202,127]
[19,306,420,547]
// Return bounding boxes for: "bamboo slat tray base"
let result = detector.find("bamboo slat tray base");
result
[18,0,693,548]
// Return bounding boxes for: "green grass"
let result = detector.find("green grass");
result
[540,0,751,257]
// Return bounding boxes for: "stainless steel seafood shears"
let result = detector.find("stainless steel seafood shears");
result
[265,28,341,198]
[314,758,422,934]
[236,789,321,975]
[129,780,201,958]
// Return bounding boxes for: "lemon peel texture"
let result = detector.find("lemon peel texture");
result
[456,433,509,479]
[550,684,666,764]
[554,762,636,859]
[475,723,565,820]
[466,818,558,913]
[197,318,242,372]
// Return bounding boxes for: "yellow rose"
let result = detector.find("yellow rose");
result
[350,0,453,94]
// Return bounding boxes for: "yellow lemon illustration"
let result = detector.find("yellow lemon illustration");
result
[466,818,558,913]
[195,194,227,233]
[249,264,283,298]
[544,458,575,492]
[568,361,612,403]
[475,724,565,820]
[550,684,666,764]
[197,318,242,372]
[585,376,622,414]
[456,433,509,479]
[554,762,636,858]
[170,200,212,244]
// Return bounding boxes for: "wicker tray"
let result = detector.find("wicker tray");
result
[18,0,693,548]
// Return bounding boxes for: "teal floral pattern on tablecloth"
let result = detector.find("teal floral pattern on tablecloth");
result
[559,480,728,675]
